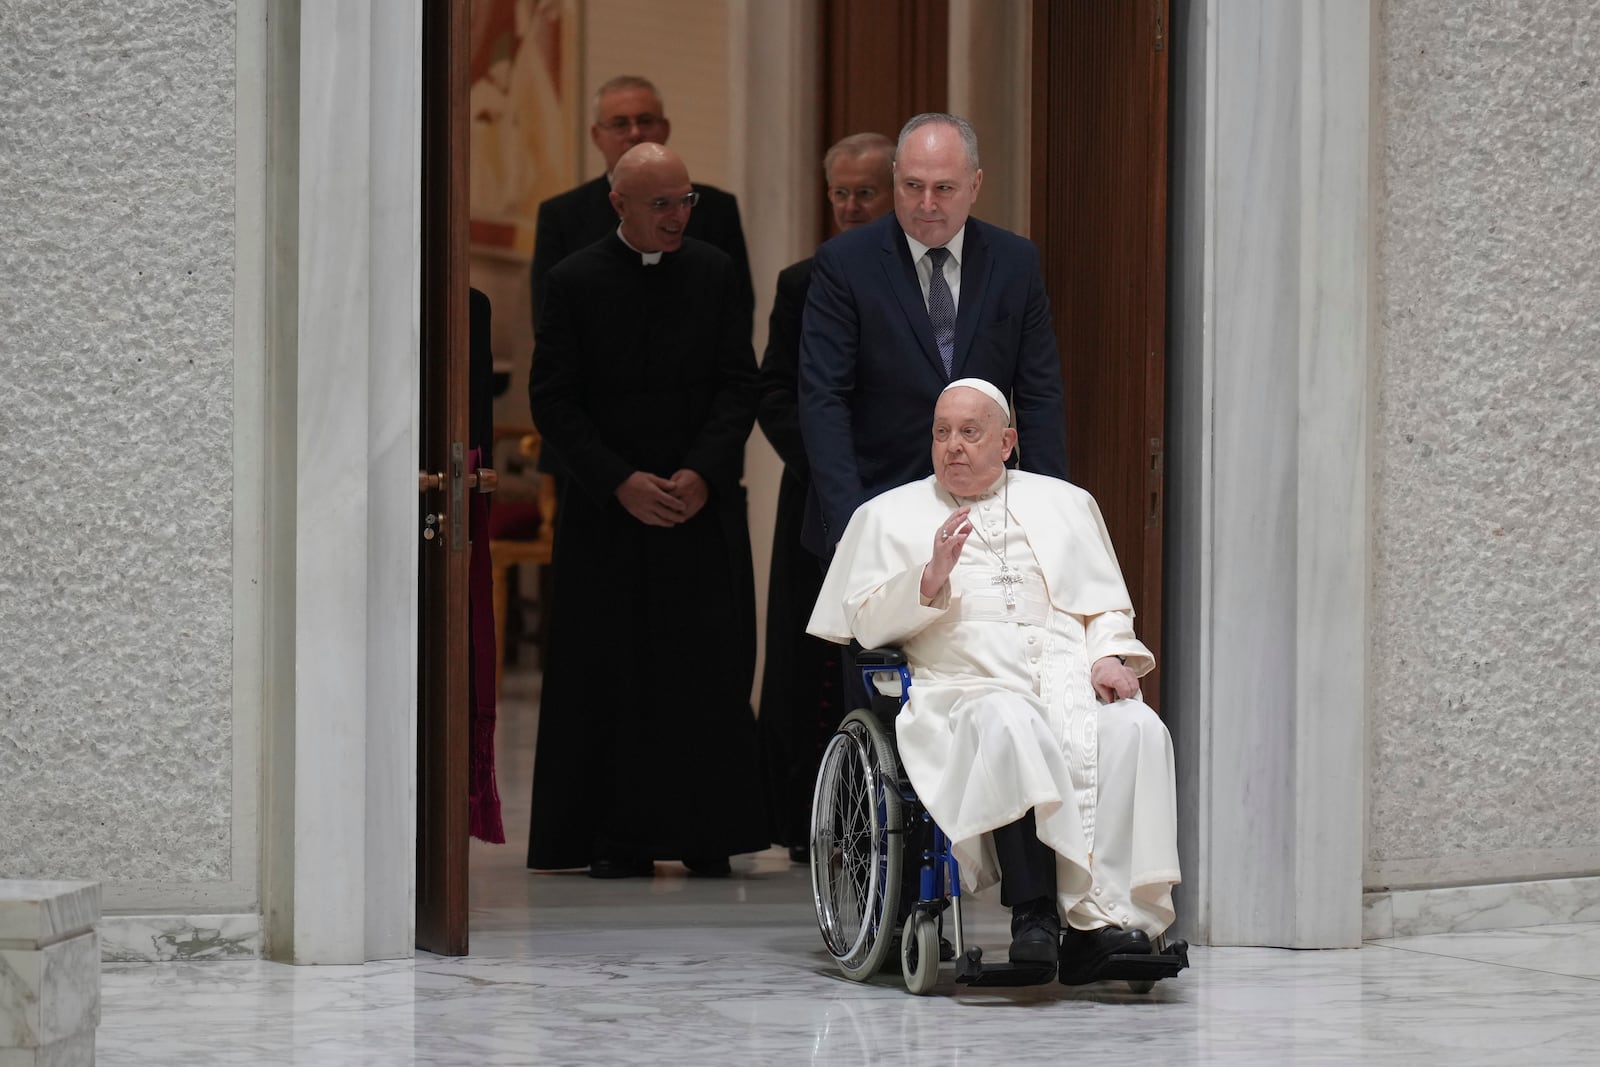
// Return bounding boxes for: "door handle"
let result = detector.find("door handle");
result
[418,468,496,493]
[419,444,486,551]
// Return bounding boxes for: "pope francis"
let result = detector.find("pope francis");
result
[808,379,1180,973]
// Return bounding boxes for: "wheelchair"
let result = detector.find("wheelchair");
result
[809,649,1189,995]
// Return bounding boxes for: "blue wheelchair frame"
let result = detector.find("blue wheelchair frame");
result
[849,648,1190,993]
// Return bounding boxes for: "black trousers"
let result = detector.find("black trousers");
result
[991,809,1057,908]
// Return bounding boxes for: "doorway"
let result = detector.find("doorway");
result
[417,0,1172,955]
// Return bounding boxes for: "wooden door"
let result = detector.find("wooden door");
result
[418,0,472,957]
[1031,0,1169,709]
[817,0,948,243]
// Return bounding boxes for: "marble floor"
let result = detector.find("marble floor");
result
[97,664,1600,1065]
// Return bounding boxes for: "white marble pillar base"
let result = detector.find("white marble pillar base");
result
[96,915,259,963]
[0,1031,94,1067]
[0,882,100,1067]
[0,933,99,1049]
[1365,876,1600,939]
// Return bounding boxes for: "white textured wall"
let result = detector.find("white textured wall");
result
[1370,1,1600,887]
[0,2,236,883]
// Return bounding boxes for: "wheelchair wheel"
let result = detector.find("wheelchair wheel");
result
[901,912,940,995]
[810,709,904,981]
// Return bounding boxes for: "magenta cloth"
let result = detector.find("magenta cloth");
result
[487,498,542,540]
[468,448,506,843]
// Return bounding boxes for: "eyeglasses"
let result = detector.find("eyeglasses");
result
[829,186,883,204]
[621,191,701,214]
[597,113,664,134]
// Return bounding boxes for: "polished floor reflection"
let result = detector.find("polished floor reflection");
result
[97,665,1600,1064]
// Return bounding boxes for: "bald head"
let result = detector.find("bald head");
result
[612,143,687,193]
[609,143,695,254]
[895,113,984,248]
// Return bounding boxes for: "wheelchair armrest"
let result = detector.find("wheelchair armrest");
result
[854,648,911,713]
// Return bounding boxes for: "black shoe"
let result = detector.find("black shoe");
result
[788,844,810,864]
[683,855,732,877]
[1058,924,1152,975]
[1009,897,1061,964]
[588,857,655,879]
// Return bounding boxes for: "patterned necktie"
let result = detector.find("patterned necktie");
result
[926,246,955,378]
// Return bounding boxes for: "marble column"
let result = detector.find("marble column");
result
[0,881,100,1066]
[728,0,819,705]
[257,0,422,965]
[1165,0,1370,947]
[727,0,819,313]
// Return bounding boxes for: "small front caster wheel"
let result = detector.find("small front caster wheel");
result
[901,912,940,995]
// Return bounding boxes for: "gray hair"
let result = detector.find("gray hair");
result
[896,113,980,173]
[593,75,663,122]
[822,132,895,182]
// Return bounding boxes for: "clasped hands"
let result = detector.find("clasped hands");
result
[615,469,709,527]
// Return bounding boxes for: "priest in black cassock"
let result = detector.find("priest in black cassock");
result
[527,75,754,519]
[526,143,766,879]
[529,75,753,346]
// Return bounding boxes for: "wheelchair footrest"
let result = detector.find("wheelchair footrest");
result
[1058,940,1190,987]
[954,947,1057,987]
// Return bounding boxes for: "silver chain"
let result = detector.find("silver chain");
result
[955,472,1010,567]
[953,475,1025,607]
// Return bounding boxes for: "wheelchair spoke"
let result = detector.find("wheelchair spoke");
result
[810,711,904,980]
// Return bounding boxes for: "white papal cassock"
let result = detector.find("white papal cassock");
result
[808,471,1180,934]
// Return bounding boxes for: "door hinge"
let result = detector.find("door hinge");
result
[1153,0,1166,52]
[1146,435,1164,526]
[449,441,466,551]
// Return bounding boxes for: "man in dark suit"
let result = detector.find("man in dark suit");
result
[798,113,1069,555]
[528,75,753,338]
[756,133,895,862]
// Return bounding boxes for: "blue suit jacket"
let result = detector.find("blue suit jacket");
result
[797,213,1068,553]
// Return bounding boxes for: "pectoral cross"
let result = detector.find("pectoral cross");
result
[992,566,1024,607]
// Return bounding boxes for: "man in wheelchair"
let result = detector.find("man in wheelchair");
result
[808,378,1180,979]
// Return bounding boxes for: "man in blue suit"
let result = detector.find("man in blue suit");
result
[798,113,1068,555]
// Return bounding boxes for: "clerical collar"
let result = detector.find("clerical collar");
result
[904,225,968,268]
[615,226,663,266]
[945,469,1008,503]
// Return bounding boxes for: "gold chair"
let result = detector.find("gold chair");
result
[488,424,557,700]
